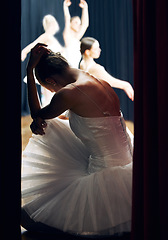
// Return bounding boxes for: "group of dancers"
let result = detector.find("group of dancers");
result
[22,0,134,106]
[21,0,134,237]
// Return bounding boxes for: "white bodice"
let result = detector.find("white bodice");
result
[69,111,133,174]
[62,38,81,68]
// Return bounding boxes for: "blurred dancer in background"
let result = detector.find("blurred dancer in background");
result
[80,37,134,101]
[21,14,62,61]
[62,0,89,68]
[21,15,63,106]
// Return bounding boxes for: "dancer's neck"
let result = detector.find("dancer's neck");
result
[83,55,95,70]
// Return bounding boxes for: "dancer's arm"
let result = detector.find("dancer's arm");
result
[26,44,48,119]
[21,34,48,61]
[27,43,74,135]
[76,0,89,40]
[90,64,134,101]
[27,43,71,117]
[63,0,72,45]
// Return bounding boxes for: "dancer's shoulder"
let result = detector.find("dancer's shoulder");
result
[88,63,105,77]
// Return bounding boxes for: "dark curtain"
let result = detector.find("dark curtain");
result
[131,0,168,239]
[21,0,134,121]
[1,0,21,239]
[83,0,134,121]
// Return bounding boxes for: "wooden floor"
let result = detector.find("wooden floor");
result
[21,115,32,151]
[21,115,133,240]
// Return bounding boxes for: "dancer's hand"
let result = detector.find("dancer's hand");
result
[30,117,47,135]
[27,43,50,69]
[64,0,71,7]
[123,82,134,101]
[79,0,88,8]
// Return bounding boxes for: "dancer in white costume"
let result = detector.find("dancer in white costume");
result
[21,15,63,106]
[21,15,62,61]
[21,43,133,236]
[80,37,134,101]
[62,0,89,68]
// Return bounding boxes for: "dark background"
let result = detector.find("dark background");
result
[21,0,134,121]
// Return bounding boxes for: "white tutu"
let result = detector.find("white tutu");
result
[22,112,133,236]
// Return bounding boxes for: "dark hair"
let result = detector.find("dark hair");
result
[35,51,69,83]
[80,37,96,55]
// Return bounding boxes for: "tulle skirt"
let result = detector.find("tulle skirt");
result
[22,118,132,236]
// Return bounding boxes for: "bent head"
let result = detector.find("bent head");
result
[70,16,81,32]
[35,51,71,92]
[80,37,101,59]
[43,15,60,35]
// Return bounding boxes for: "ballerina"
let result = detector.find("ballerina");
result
[80,37,134,101]
[21,14,63,106]
[62,0,89,68]
[21,43,133,237]
[21,14,62,61]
